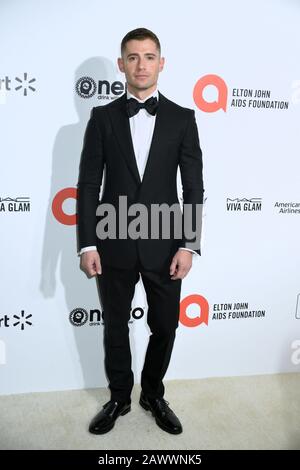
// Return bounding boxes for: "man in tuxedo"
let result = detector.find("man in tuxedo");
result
[77,28,204,435]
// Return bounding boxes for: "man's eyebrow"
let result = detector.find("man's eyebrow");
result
[127,52,157,58]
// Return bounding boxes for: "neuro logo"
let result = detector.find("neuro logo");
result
[69,308,88,327]
[13,310,32,330]
[76,77,96,99]
[15,73,36,96]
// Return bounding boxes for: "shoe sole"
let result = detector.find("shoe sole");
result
[89,405,131,435]
[139,399,182,435]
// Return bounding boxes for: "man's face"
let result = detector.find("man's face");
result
[118,38,164,92]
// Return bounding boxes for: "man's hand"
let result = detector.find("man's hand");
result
[169,250,193,280]
[80,250,102,277]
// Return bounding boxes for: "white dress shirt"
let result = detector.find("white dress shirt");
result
[79,88,196,256]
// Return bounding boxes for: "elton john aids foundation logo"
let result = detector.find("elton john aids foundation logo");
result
[180,295,209,327]
[52,188,77,225]
[193,74,228,113]
[193,74,290,112]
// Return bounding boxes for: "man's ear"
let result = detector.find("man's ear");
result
[117,57,124,72]
[159,56,165,72]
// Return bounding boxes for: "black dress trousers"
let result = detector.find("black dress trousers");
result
[97,255,182,402]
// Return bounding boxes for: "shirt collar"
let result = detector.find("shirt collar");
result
[126,87,159,103]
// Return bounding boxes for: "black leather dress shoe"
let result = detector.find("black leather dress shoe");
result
[89,399,131,434]
[139,391,183,434]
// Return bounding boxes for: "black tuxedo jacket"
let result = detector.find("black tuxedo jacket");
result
[77,91,204,271]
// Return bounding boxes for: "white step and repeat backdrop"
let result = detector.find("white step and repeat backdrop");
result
[1,0,300,395]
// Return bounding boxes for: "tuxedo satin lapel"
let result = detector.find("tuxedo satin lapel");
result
[108,93,141,185]
[140,91,169,188]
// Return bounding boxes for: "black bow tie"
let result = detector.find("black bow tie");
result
[126,96,159,117]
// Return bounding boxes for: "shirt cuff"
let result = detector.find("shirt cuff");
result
[178,247,198,256]
[78,246,97,256]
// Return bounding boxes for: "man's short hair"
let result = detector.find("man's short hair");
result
[121,27,161,57]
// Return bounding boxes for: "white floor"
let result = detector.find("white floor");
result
[0,373,299,450]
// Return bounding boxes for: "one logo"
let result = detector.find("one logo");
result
[75,77,96,99]
[13,310,32,330]
[69,308,88,326]
[75,77,125,100]
[180,294,209,328]
[15,73,36,96]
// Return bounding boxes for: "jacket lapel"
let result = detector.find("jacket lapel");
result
[108,91,169,187]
